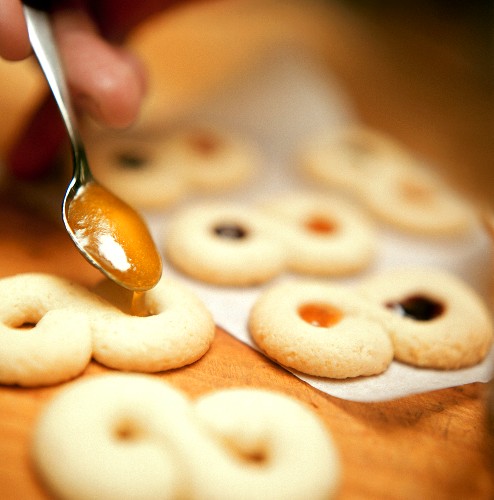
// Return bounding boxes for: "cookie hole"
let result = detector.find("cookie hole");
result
[9,313,42,330]
[298,303,343,328]
[115,151,148,169]
[240,449,269,465]
[385,294,444,321]
[213,223,248,240]
[188,131,221,157]
[304,215,338,235]
[113,419,142,442]
[14,321,38,330]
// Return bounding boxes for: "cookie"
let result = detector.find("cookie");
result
[299,124,409,193]
[163,123,259,192]
[248,279,393,378]
[359,161,475,236]
[299,125,475,236]
[259,192,377,276]
[0,273,97,386]
[86,132,188,210]
[89,277,216,372]
[358,268,493,369]
[164,202,286,286]
[32,373,341,500]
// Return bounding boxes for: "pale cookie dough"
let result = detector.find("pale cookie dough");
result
[88,277,215,372]
[259,192,377,276]
[85,133,187,210]
[0,273,97,386]
[358,268,493,369]
[162,123,259,192]
[32,374,341,500]
[249,279,393,378]
[164,203,286,286]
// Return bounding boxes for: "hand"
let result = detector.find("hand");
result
[1,0,191,179]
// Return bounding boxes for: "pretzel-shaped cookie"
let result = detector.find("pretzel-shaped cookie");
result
[32,374,341,500]
[164,193,377,286]
[0,273,215,386]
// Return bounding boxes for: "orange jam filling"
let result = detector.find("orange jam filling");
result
[304,215,337,234]
[298,303,343,327]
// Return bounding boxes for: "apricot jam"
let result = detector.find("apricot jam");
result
[298,303,343,327]
[66,182,162,291]
[304,215,337,234]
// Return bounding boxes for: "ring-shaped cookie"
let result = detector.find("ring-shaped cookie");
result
[88,277,216,372]
[248,280,393,378]
[189,387,340,500]
[259,193,376,276]
[299,125,411,193]
[358,268,493,369]
[164,203,286,286]
[86,133,187,210]
[163,124,259,192]
[0,273,95,386]
[359,162,474,236]
[32,374,192,500]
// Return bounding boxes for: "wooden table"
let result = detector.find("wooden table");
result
[1,2,493,498]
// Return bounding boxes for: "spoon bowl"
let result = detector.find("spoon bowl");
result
[23,4,162,291]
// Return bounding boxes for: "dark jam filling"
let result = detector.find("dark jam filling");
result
[385,294,444,321]
[213,223,248,240]
[116,152,148,169]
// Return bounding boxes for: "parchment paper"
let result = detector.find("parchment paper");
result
[142,49,494,402]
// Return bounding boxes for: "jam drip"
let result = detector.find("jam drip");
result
[213,223,248,239]
[298,303,342,328]
[385,294,444,321]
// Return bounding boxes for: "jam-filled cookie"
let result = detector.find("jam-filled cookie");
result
[298,124,410,194]
[259,192,377,276]
[162,123,260,192]
[164,203,286,286]
[248,279,393,378]
[299,125,475,236]
[358,268,493,369]
[358,161,475,236]
[86,133,188,210]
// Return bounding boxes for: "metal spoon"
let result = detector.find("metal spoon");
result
[23,4,162,291]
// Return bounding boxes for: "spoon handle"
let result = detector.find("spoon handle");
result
[23,4,92,184]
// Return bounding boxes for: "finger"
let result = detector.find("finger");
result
[53,8,147,128]
[0,0,31,60]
